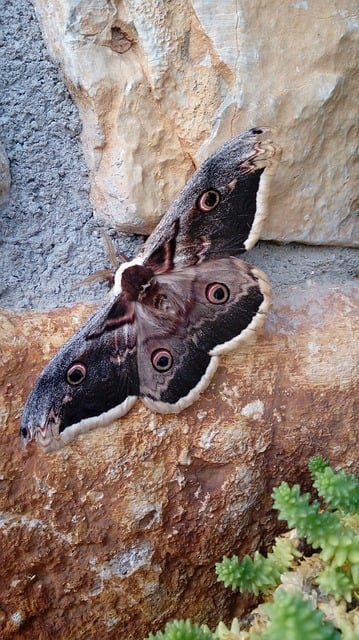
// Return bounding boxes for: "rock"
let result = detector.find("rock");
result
[0,141,11,207]
[32,0,358,244]
[0,276,358,638]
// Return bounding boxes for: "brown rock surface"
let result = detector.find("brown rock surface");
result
[0,277,358,638]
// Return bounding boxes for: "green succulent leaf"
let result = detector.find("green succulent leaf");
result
[216,538,299,595]
[308,456,329,475]
[254,590,340,640]
[317,565,354,603]
[145,619,214,640]
[309,456,359,514]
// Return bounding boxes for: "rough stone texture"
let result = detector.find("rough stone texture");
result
[32,0,359,244]
[0,276,358,638]
[0,1,144,311]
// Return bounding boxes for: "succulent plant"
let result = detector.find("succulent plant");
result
[145,457,359,640]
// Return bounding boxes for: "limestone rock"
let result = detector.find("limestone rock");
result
[0,141,11,207]
[32,0,358,245]
[0,276,358,638]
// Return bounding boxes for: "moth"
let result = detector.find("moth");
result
[21,128,276,452]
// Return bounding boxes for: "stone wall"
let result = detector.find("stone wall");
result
[0,1,358,638]
[1,280,358,639]
[33,0,359,243]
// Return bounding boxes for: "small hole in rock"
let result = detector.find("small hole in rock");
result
[110,27,133,54]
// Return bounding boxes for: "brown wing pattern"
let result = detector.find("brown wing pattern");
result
[136,257,271,412]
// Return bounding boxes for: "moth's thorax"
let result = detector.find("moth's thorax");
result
[120,263,154,302]
[113,257,146,296]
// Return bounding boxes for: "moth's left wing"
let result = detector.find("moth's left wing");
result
[135,257,271,413]
[20,299,139,451]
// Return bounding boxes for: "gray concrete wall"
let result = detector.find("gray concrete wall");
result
[0,2,142,310]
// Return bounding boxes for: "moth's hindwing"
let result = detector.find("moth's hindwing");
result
[136,257,271,413]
